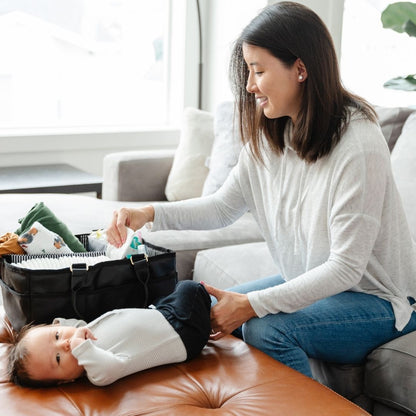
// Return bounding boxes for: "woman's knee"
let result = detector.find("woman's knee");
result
[242,317,269,349]
[242,315,313,377]
[242,314,299,353]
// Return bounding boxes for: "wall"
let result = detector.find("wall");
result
[287,0,345,60]
[201,0,267,112]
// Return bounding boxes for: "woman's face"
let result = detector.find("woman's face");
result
[243,43,305,122]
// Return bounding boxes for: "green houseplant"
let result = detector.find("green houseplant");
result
[381,1,416,90]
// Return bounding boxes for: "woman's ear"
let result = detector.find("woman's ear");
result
[295,58,308,82]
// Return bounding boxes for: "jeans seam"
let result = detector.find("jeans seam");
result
[291,315,396,332]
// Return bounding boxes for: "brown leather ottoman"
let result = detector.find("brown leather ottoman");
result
[0,309,369,416]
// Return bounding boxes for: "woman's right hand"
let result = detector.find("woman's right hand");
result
[106,206,154,248]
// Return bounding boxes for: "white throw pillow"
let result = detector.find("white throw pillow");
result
[202,101,243,196]
[391,111,416,240]
[165,107,214,201]
[374,105,415,151]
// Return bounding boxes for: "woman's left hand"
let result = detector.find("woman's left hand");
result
[202,282,257,340]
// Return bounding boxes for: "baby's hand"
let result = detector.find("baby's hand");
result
[70,327,97,350]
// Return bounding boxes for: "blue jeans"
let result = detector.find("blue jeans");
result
[225,275,416,377]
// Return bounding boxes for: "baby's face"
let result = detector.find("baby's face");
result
[24,325,85,384]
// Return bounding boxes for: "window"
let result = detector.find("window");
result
[0,0,187,130]
[341,0,416,107]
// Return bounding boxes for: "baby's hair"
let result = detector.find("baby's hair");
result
[7,323,58,388]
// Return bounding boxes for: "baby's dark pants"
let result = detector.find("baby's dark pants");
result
[154,280,211,360]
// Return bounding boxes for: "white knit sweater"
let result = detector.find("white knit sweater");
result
[153,113,416,331]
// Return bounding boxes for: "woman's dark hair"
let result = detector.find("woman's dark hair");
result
[230,1,376,163]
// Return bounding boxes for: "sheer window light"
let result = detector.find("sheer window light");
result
[341,0,416,107]
[0,0,182,130]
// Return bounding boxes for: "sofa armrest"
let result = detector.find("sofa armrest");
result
[102,149,175,201]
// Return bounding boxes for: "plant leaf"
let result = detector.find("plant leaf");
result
[381,2,416,36]
[405,18,416,36]
[384,74,416,91]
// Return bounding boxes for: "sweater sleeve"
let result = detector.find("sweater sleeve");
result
[152,155,248,231]
[72,339,131,386]
[248,142,389,317]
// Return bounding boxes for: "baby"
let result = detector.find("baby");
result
[7,281,211,387]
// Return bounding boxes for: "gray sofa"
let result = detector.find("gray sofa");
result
[1,103,416,416]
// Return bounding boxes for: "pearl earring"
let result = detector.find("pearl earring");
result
[298,75,303,81]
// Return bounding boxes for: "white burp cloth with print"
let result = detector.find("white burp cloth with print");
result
[17,221,73,255]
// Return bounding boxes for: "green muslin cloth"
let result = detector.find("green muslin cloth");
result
[15,202,86,253]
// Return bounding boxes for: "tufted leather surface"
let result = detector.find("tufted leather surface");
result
[0,309,369,416]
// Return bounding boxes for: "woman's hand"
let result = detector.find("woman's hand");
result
[202,282,257,340]
[106,206,155,248]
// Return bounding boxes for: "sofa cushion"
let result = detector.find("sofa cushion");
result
[374,106,415,151]
[391,112,416,241]
[165,107,214,201]
[202,101,242,196]
[103,149,175,202]
[372,403,410,416]
[365,331,416,416]
[310,359,366,402]
[193,241,279,289]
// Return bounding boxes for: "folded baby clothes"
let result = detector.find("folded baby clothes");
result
[18,221,73,255]
[16,202,86,252]
[0,233,26,256]
[105,228,146,260]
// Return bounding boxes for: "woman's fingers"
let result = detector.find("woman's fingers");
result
[107,208,130,247]
[106,206,154,248]
[201,281,228,301]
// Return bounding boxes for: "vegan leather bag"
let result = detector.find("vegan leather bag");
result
[0,236,177,331]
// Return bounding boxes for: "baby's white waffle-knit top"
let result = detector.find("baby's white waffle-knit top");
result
[57,308,186,386]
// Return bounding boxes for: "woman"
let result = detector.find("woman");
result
[107,2,416,377]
